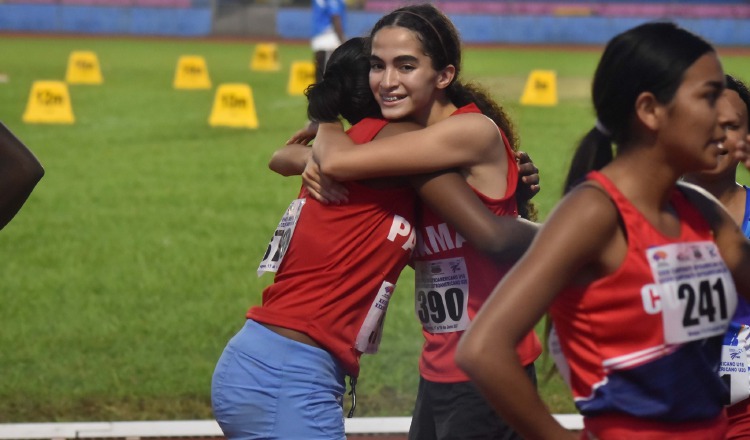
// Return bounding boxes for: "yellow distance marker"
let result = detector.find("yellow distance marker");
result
[65,50,103,84]
[22,80,75,124]
[251,43,281,72]
[287,61,316,96]
[209,83,259,129]
[174,55,211,89]
[520,70,558,106]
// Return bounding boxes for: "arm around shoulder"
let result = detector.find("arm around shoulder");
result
[311,121,358,180]
[270,121,320,176]
[269,143,311,177]
[410,170,538,261]
[314,115,499,180]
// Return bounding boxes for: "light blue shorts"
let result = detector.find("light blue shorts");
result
[211,319,347,440]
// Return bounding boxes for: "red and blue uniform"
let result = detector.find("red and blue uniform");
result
[550,171,738,439]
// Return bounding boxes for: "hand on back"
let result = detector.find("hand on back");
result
[302,155,349,204]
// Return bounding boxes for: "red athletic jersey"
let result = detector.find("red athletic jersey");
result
[727,398,750,439]
[551,171,736,434]
[249,118,417,377]
[413,103,542,382]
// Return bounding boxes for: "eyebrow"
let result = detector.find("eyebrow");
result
[369,54,420,64]
[719,111,741,124]
[394,55,419,63]
[707,80,726,91]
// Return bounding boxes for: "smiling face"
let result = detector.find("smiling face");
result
[656,52,726,173]
[368,26,453,125]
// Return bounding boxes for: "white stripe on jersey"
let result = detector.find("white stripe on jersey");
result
[602,344,680,372]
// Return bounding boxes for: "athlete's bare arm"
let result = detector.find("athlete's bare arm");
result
[411,170,538,261]
[270,120,539,257]
[457,185,622,440]
[313,116,503,181]
[0,123,44,230]
[269,144,311,177]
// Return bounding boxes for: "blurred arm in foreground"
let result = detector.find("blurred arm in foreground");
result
[0,122,44,230]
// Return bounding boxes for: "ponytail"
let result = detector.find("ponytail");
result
[305,37,381,125]
[562,127,613,194]
[563,22,714,195]
[306,80,344,123]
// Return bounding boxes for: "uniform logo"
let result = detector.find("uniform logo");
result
[387,214,416,251]
[640,283,662,314]
[414,223,466,257]
[652,250,668,261]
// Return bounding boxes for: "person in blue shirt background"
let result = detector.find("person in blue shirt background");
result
[311,0,346,83]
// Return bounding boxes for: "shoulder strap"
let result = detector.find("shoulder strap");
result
[584,170,637,245]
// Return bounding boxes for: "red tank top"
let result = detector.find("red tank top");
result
[550,171,736,432]
[249,118,417,377]
[414,104,542,382]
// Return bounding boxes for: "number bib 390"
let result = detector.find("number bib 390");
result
[414,257,470,334]
[646,241,737,345]
[257,198,306,276]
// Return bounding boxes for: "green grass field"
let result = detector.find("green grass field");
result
[1,34,748,423]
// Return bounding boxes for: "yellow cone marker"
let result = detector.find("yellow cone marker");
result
[65,50,103,84]
[174,55,211,89]
[287,61,316,96]
[209,83,258,129]
[251,43,281,72]
[520,70,558,106]
[22,80,75,124]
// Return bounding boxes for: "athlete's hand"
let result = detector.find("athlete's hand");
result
[302,156,349,204]
[287,121,319,146]
[516,151,540,202]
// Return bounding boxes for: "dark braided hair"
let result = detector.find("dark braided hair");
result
[305,37,381,125]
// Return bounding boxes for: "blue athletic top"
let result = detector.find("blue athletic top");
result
[719,185,750,407]
[731,185,750,322]
[311,0,346,37]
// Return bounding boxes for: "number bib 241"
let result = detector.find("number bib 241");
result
[646,241,737,345]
